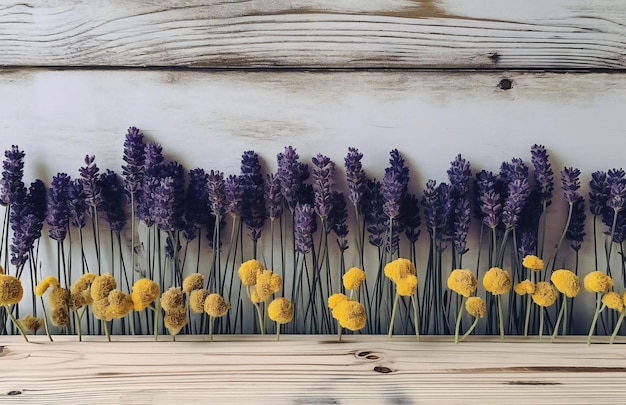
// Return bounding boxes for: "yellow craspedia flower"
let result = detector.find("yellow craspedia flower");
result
[0,265,3,274]
[48,287,70,310]
[602,291,624,312]
[447,269,478,297]
[238,259,264,286]
[465,296,486,318]
[335,300,366,331]
[522,255,544,271]
[270,273,283,293]
[268,297,294,324]
[189,289,209,313]
[254,270,277,303]
[384,258,416,283]
[0,274,24,306]
[35,275,60,297]
[51,307,69,327]
[584,271,614,294]
[19,315,43,333]
[160,287,183,312]
[164,307,187,336]
[328,293,348,310]
[91,273,117,301]
[551,269,581,298]
[69,290,90,310]
[343,267,366,291]
[483,267,512,295]
[396,274,418,297]
[92,298,110,321]
[250,288,262,304]
[72,273,97,293]
[182,273,204,293]
[204,293,230,318]
[514,279,535,295]
[105,290,134,319]
[531,281,558,307]
[131,278,160,311]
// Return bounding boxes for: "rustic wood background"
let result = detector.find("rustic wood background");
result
[1,1,626,403]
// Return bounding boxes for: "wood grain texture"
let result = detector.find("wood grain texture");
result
[0,1,625,69]
[1,335,625,404]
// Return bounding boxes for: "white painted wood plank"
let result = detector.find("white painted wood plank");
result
[1,336,626,404]
[0,1,625,69]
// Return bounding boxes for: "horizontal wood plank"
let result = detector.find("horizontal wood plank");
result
[1,335,626,404]
[0,1,625,69]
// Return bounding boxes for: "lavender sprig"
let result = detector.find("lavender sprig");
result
[530,144,554,203]
[561,167,582,205]
[344,147,367,209]
[225,175,244,219]
[452,198,471,257]
[68,179,87,229]
[502,178,531,228]
[79,155,103,210]
[566,197,586,252]
[46,173,71,241]
[381,169,402,220]
[240,151,266,244]
[137,142,164,226]
[207,170,227,219]
[122,127,145,199]
[448,154,472,198]
[265,173,282,222]
[401,193,421,245]
[0,145,26,206]
[363,178,386,248]
[185,168,212,230]
[10,180,46,270]
[589,171,609,216]
[294,203,315,254]
[277,146,305,212]
[312,154,334,221]
[100,170,127,234]
[330,191,349,251]
[152,177,178,232]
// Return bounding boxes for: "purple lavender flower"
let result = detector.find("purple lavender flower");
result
[10,213,37,266]
[78,155,103,211]
[294,203,315,254]
[480,190,502,229]
[165,233,181,259]
[185,168,211,229]
[362,178,386,247]
[452,198,471,254]
[207,170,227,218]
[561,167,581,205]
[500,158,529,184]
[240,151,266,241]
[517,230,537,259]
[137,142,164,225]
[330,191,349,251]
[161,162,186,229]
[607,169,626,211]
[344,147,367,209]
[225,175,244,218]
[312,154,334,221]
[264,173,282,222]
[515,190,542,257]
[401,193,421,244]
[100,170,127,233]
[182,222,198,243]
[589,171,608,216]
[27,180,47,232]
[421,179,438,234]
[46,173,71,241]
[474,170,497,220]
[530,144,554,203]
[122,126,145,200]
[566,196,586,251]
[389,149,409,194]
[152,177,178,232]
[502,178,531,228]
[447,154,472,198]
[277,146,304,211]
[0,145,26,206]
[382,169,402,220]
[68,179,88,229]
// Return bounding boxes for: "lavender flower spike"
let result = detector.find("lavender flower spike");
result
[447,154,472,198]
[0,145,26,206]
[68,179,88,229]
[344,147,367,208]
[561,167,582,205]
[607,169,626,211]
[79,155,103,209]
[207,170,227,218]
[277,146,303,211]
[502,178,531,228]
[185,168,211,229]
[224,174,244,219]
[566,197,586,251]
[480,190,501,229]
[100,170,127,233]
[312,154,334,221]
[294,203,315,254]
[382,169,402,220]
[46,173,72,241]
[122,126,146,199]
[589,171,608,216]
[265,173,282,222]
[530,144,554,203]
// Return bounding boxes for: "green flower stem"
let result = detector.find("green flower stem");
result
[209,316,215,342]
[337,320,342,342]
[103,320,111,342]
[5,305,28,342]
[551,295,567,342]
[454,296,468,344]
[523,294,531,337]
[412,294,420,342]
[610,311,626,344]
[497,295,504,341]
[253,303,265,335]
[40,297,53,342]
[152,302,160,342]
[538,307,544,339]
[460,317,480,342]
[73,309,82,342]
[587,294,605,345]
[388,291,400,338]
[276,323,281,341]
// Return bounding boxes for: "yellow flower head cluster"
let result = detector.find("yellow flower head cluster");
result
[514,279,535,296]
[584,271,614,294]
[343,267,366,291]
[0,274,24,306]
[19,315,43,333]
[397,274,418,297]
[268,297,294,324]
[384,258,416,284]
[131,278,160,311]
[164,307,187,336]
[35,275,60,297]
[238,259,264,286]
[105,290,134,320]
[70,273,97,310]
[182,273,204,293]
[51,308,69,327]
[48,285,70,327]
[602,292,624,312]
[447,269,478,297]
[332,300,366,331]
[522,255,544,271]
[204,293,230,318]
[482,267,512,295]
[91,273,117,301]
[328,293,348,310]
[551,269,581,298]
[252,269,282,303]
[531,282,558,307]
[189,289,209,313]
[160,287,184,312]
[465,297,486,318]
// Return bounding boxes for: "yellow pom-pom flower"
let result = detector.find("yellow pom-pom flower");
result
[254,270,278,303]
[131,278,160,311]
[482,267,512,295]
[160,287,183,312]
[164,307,187,336]
[270,273,283,293]
[522,255,544,271]
[238,259,264,286]
[204,293,230,318]
[465,297,486,318]
[447,269,478,297]
[72,273,97,293]
[35,275,60,297]
[91,273,117,301]
[531,282,558,307]
[189,289,209,313]
[105,290,134,319]
[396,274,418,297]
[51,307,69,327]
[514,279,535,295]
[384,258,416,283]
[551,269,581,298]
[182,273,204,293]
[343,267,366,291]
[328,293,348,310]
[92,298,110,321]
[48,287,70,310]
[0,274,24,306]
[602,291,624,312]
[334,300,366,331]
[584,271,614,294]
[268,297,294,324]
[19,315,43,333]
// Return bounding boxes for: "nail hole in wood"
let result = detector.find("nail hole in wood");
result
[356,351,371,357]
[498,78,512,90]
[366,354,380,360]
[489,52,500,63]
[374,366,393,374]
[6,391,22,396]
